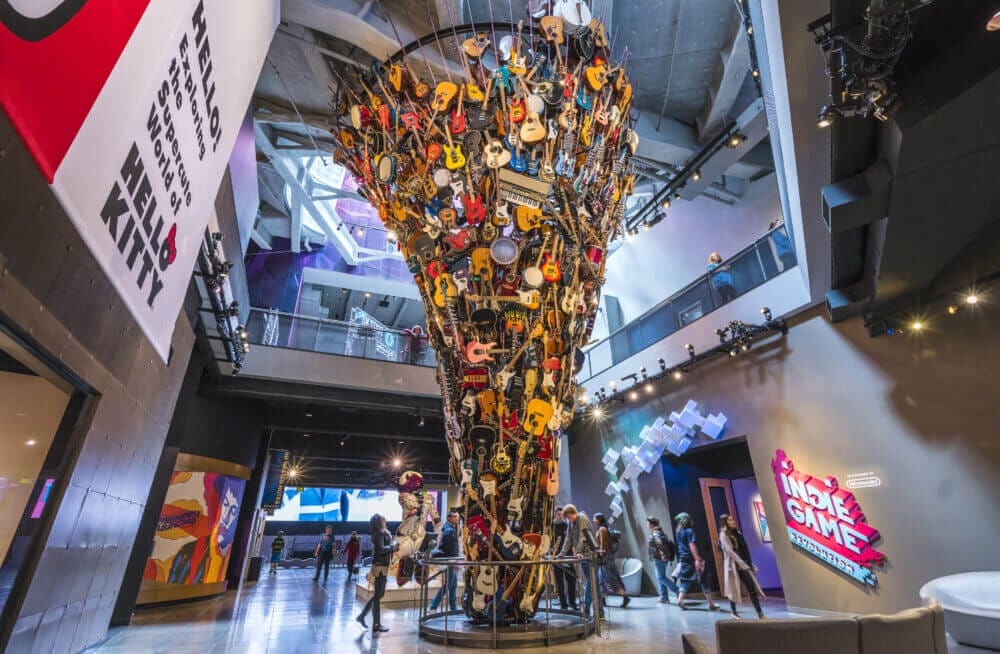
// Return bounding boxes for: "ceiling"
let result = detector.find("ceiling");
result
[825,0,1000,321]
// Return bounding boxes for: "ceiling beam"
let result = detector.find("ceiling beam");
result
[268,425,444,443]
[696,12,751,143]
[254,96,332,131]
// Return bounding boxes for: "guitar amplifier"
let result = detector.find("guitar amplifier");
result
[498,169,552,209]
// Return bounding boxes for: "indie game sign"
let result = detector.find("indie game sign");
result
[771,450,887,586]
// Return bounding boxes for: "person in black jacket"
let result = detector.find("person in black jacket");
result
[551,507,577,610]
[429,511,460,611]
[356,514,397,634]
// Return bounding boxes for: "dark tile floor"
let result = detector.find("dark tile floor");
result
[85,567,980,654]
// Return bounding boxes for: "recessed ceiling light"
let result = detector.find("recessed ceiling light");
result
[965,293,979,305]
[305,412,313,417]
[25,439,36,446]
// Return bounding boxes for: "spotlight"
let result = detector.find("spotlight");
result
[288,467,298,479]
[645,383,654,394]
[242,343,250,353]
[910,321,923,331]
[629,391,639,401]
[730,348,738,357]
[661,198,671,209]
[742,342,750,351]
[356,227,365,236]
[609,380,617,390]
[692,170,702,182]
[715,328,727,343]
[25,439,36,446]
[817,105,840,128]
[947,305,958,315]
[642,222,651,231]
[747,26,753,35]
[658,358,667,372]
[418,413,425,427]
[386,230,397,242]
[727,133,747,149]
[640,366,647,380]
[228,301,240,317]
[685,343,695,358]
[673,370,683,380]
[239,327,248,341]
[364,292,371,299]
[340,440,346,446]
[752,69,760,78]
[965,293,979,305]
[625,231,633,241]
[592,406,604,418]
[580,393,589,404]
[760,307,773,321]
[392,458,402,468]
[673,192,681,200]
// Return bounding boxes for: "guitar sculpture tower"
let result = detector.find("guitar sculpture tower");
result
[331,7,636,624]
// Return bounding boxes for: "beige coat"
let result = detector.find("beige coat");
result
[719,528,766,608]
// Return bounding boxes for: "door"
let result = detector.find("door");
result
[699,477,738,590]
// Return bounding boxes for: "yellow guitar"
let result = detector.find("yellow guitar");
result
[433,272,459,308]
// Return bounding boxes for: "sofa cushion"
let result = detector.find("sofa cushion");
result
[716,617,860,654]
[858,606,937,654]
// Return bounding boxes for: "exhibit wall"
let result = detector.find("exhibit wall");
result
[568,305,1000,614]
[0,112,196,653]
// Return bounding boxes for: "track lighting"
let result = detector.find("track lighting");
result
[685,343,695,358]
[715,328,727,343]
[965,294,979,305]
[761,306,772,321]
[658,358,667,372]
[639,366,647,380]
[608,380,617,390]
[692,170,702,182]
[947,306,958,315]
[629,391,639,401]
[673,370,683,380]
[661,198,671,209]
[645,383,654,394]
[817,105,841,129]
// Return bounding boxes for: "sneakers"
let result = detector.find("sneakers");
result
[658,598,671,604]
[372,625,389,635]
[355,614,367,629]
[730,613,742,620]
[622,595,631,608]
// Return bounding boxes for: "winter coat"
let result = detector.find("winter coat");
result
[719,527,766,609]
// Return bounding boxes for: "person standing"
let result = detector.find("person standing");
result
[357,514,397,635]
[551,507,578,610]
[718,514,766,619]
[428,511,460,612]
[269,530,285,574]
[345,531,361,581]
[674,512,719,611]
[769,219,796,270]
[558,505,602,618]
[313,525,335,582]
[593,513,630,608]
[647,517,678,603]
[707,252,737,304]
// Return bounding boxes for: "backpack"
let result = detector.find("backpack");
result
[608,529,622,553]
[662,536,678,560]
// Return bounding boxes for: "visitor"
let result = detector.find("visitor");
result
[405,325,426,364]
[647,517,678,603]
[707,252,737,304]
[558,504,602,618]
[313,524,335,582]
[345,531,361,581]
[269,530,285,574]
[356,513,397,635]
[769,218,796,270]
[718,514,766,619]
[428,511,460,612]
[593,513,630,608]
[551,507,578,610]
[674,512,719,611]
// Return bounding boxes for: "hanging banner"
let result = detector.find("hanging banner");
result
[0,0,279,361]
[771,450,887,586]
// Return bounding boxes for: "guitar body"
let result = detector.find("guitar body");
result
[443,144,467,170]
[515,206,543,232]
[520,112,546,144]
[540,253,561,282]
[522,398,554,435]
[432,81,458,112]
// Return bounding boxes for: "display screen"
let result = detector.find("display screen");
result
[266,487,438,522]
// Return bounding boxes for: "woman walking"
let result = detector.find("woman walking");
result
[718,514,766,619]
[674,512,719,611]
[593,513,630,608]
[345,531,361,581]
[356,514,397,635]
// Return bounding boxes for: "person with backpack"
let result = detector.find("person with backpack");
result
[593,513,630,608]
[647,516,679,603]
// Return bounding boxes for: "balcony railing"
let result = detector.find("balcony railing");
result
[245,309,437,367]
[579,226,796,381]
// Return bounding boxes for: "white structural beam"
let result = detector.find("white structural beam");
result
[696,13,751,143]
[678,98,767,201]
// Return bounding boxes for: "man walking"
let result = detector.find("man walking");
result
[647,516,678,603]
[269,530,285,574]
[313,525,335,582]
[429,511,460,611]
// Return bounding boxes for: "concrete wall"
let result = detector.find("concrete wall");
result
[0,113,194,652]
[567,303,1000,614]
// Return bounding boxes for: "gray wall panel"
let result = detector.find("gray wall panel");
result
[0,108,195,653]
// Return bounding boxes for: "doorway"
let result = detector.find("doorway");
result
[661,438,782,593]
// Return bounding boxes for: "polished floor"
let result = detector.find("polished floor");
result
[87,567,980,654]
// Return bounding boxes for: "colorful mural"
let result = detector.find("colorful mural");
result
[144,471,245,586]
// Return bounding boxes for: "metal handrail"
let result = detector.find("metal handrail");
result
[581,225,795,379]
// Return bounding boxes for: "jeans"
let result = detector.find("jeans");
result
[653,559,678,600]
[578,561,601,619]
[360,570,387,627]
[314,552,332,580]
[430,566,457,610]
[554,563,576,607]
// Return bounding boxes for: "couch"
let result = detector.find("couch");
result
[682,602,948,654]
[616,557,643,596]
